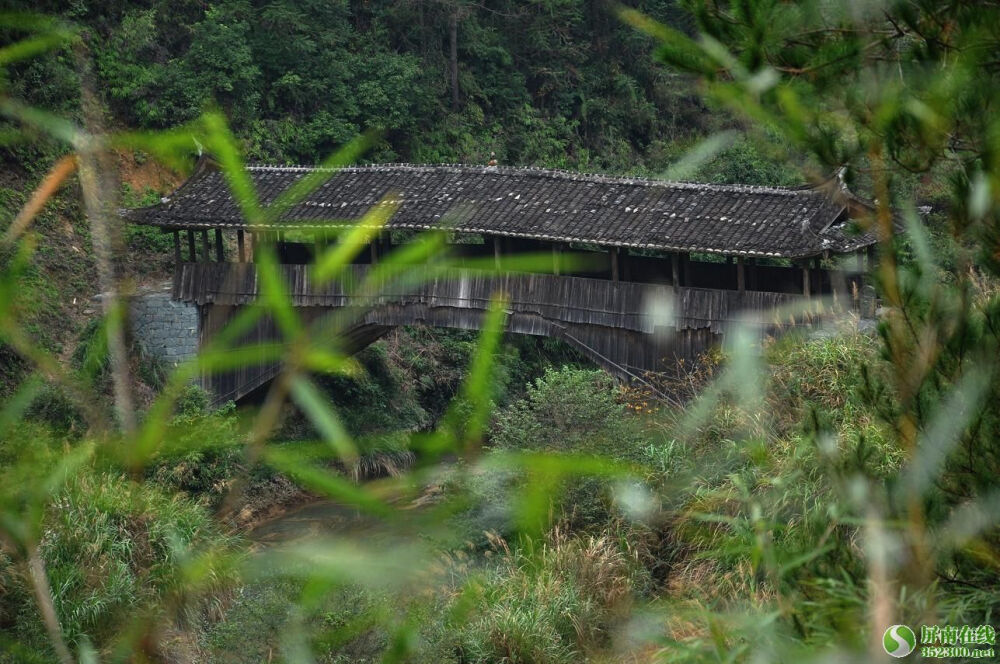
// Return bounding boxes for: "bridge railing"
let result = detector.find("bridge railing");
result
[173,262,819,335]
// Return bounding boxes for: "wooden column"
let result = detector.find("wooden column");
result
[610,247,619,282]
[172,230,181,293]
[200,230,209,262]
[671,252,680,287]
[214,228,224,262]
[802,261,811,297]
[187,229,196,262]
[737,256,746,292]
[237,229,246,263]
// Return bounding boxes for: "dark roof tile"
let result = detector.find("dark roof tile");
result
[123,163,878,258]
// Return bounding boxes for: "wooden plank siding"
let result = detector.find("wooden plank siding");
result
[176,263,815,403]
[175,263,809,334]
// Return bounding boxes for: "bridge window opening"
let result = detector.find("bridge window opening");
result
[172,224,855,300]
[187,227,844,297]
[214,228,224,262]
[199,229,209,262]
[273,234,319,265]
[262,228,349,265]
[448,232,485,245]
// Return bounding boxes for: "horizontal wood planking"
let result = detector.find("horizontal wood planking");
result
[181,264,815,403]
[174,263,810,334]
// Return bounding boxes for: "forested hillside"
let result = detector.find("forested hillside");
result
[5,0,801,180]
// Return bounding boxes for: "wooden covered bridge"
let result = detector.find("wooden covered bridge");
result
[124,161,878,403]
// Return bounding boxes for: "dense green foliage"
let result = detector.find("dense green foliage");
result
[3,0,1000,662]
[5,0,663,167]
[3,0,810,182]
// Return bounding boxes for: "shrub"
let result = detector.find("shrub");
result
[477,367,651,533]
[490,367,636,456]
[25,384,85,434]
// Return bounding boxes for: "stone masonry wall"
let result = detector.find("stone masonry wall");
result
[129,289,199,367]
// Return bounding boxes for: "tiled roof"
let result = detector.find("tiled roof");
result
[123,162,878,258]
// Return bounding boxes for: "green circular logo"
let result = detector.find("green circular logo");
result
[883,624,916,658]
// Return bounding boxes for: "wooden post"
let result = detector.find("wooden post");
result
[200,229,209,262]
[610,247,619,282]
[172,230,181,264]
[671,252,680,287]
[802,261,811,297]
[237,229,246,263]
[214,228,224,262]
[737,256,746,292]
[552,243,561,276]
[187,229,196,262]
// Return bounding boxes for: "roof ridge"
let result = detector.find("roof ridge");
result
[243,162,813,196]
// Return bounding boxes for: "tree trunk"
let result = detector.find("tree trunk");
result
[449,9,459,111]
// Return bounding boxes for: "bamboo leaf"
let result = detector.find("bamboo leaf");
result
[288,374,358,462]
[263,448,391,517]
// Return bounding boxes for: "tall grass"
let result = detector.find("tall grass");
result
[456,527,648,663]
